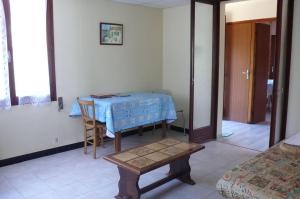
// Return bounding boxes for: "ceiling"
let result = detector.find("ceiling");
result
[112,0,190,9]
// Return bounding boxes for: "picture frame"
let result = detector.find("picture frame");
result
[100,22,123,45]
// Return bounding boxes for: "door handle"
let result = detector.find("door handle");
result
[242,69,250,80]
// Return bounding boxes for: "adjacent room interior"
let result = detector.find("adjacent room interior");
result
[0,0,299,199]
[218,0,278,152]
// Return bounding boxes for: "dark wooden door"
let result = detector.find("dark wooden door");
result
[189,0,219,143]
[224,22,252,123]
[252,23,271,123]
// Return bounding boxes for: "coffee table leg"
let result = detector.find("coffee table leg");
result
[115,166,141,199]
[169,155,195,185]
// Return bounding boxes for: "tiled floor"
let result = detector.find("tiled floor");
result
[0,130,259,199]
[219,120,270,152]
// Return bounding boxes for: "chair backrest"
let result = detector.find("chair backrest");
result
[77,97,96,126]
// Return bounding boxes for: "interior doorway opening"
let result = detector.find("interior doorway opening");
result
[218,0,278,151]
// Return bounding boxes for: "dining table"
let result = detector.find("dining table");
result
[69,92,177,152]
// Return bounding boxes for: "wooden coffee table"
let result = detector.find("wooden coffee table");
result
[104,138,205,199]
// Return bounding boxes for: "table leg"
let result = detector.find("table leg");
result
[115,166,141,199]
[169,155,195,185]
[161,120,167,138]
[138,126,143,136]
[96,128,101,146]
[114,133,122,153]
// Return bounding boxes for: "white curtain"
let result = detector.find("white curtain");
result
[10,0,50,105]
[0,1,11,109]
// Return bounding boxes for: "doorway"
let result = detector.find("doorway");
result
[189,0,219,143]
[218,1,277,151]
[189,0,293,148]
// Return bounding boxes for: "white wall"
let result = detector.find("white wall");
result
[225,0,277,22]
[163,5,190,128]
[286,0,300,138]
[0,0,163,160]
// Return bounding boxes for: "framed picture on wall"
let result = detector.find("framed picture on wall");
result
[100,23,123,45]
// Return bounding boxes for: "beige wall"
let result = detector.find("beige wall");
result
[0,0,163,160]
[162,5,190,128]
[225,0,277,22]
[286,0,300,138]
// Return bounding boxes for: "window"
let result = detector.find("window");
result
[0,0,56,108]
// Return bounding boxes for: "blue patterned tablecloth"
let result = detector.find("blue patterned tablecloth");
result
[69,92,177,137]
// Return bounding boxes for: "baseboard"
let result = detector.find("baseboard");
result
[170,125,189,134]
[0,142,84,167]
[0,125,162,167]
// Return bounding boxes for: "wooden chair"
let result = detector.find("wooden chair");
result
[77,98,106,159]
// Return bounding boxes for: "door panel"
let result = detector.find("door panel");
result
[252,23,271,123]
[193,3,213,129]
[189,0,219,143]
[224,22,252,123]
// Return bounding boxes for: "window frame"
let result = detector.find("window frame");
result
[2,0,57,106]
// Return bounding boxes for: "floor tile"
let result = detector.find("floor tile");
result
[0,130,259,199]
[0,190,24,199]
[220,120,270,151]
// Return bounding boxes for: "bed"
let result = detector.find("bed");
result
[216,134,300,199]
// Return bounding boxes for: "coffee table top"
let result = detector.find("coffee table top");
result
[103,138,205,174]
